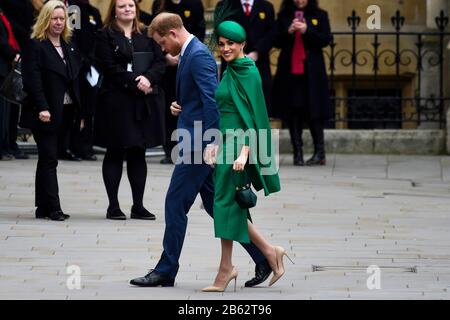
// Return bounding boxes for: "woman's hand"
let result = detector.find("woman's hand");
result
[204,144,219,166]
[80,119,85,131]
[135,75,152,94]
[233,146,249,171]
[38,110,51,122]
[289,18,307,34]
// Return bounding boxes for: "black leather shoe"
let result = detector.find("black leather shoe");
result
[130,270,175,287]
[106,207,126,220]
[160,157,173,164]
[130,206,156,220]
[244,260,272,287]
[59,151,82,161]
[49,211,66,221]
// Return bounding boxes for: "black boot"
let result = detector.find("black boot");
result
[288,117,304,166]
[306,120,326,166]
[306,147,326,166]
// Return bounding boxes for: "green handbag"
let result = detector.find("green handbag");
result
[233,170,257,209]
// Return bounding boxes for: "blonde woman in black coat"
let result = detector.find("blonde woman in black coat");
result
[94,0,166,220]
[273,0,332,166]
[20,0,83,220]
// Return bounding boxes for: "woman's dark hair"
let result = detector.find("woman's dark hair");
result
[279,0,319,15]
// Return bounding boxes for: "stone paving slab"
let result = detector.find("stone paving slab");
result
[1,154,450,300]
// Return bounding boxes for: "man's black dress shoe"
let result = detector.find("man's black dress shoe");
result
[106,207,126,220]
[160,157,173,164]
[244,260,272,287]
[130,270,175,287]
[130,205,156,220]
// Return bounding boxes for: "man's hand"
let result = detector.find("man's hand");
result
[38,110,51,122]
[80,119,85,131]
[170,101,182,116]
[204,144,219,167]
[166,53,179,67]
[247,51,259,62]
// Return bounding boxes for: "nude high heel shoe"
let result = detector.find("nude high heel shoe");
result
[269,246,294,286]
[202,267,238,292]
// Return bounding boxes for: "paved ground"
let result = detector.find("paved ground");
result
[0,154,450,300]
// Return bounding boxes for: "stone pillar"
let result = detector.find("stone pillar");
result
[420,0,448,129]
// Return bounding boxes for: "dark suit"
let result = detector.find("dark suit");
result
[215,0,275,115]
[20,38,82,211]
[151,0,207,160]
[154,37,266,279]
[68,0,103,158]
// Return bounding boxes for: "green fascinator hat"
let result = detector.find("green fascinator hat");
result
[216,20,247,43]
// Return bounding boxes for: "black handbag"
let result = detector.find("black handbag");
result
[0,61,27,105]
[233,171,257,209]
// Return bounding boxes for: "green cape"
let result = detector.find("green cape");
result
[223,56,281,196]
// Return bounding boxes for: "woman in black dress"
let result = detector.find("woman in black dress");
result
[94,0,166,220]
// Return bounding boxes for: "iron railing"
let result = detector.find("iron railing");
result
[323,10,450,129]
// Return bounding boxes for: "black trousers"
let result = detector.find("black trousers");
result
[32,129,61,211]
[287,115,325,152]
[57,104,76,155]
[71,115,95,157]
[7,103,20,153]
[0,96,10,156]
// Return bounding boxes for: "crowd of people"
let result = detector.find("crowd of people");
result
[1,0,332,165]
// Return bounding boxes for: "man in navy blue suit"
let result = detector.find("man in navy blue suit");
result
[130,12,272,288]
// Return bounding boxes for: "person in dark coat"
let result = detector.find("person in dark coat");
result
[137,0,153,25]
[65,0,103,161]
[0,0,39,50]
[19,0,84,220]
[272,0,332,166]
[0,2,34,160]
[214,0,275,116]
[94,0,166,220]
[151,0,206,164]
[0,7,21,161]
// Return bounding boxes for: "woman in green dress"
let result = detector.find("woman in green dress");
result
[202,21,293,292]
